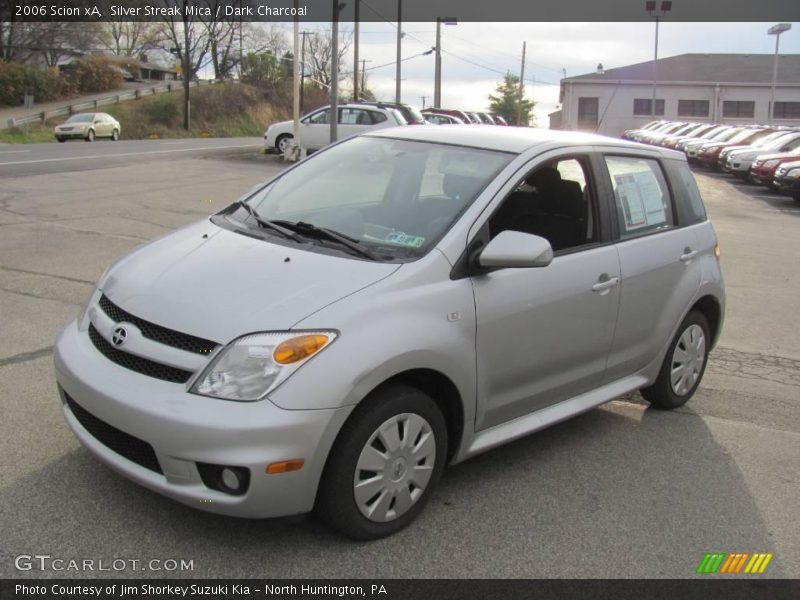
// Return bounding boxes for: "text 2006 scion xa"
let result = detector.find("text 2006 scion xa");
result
[55,126,724,539]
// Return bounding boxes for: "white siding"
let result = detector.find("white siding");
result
[560,80,800,137]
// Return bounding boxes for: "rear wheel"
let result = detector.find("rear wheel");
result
[641,310,710,410]
[316,385,447,540]
[85,129,95,142]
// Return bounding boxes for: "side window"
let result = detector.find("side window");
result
[488,156,598,253]
[604,155,673,237]
[339,108,371,125]
[307,109,330,125]
[370,111,388,124]
[674,162,707,224]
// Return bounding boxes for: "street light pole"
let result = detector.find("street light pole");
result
[396,0,402,103]
[645,1,671,120]
[768,23,792,126]
[434,17,457,109]
[330,0,342,144]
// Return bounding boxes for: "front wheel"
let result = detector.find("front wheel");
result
[316,385,447,540]
[641,310,710,410]
[111,129,119,141]
[85,129,95,142]
[56,137,66,143]
[275,134,293,154]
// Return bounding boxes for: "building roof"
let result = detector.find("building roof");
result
[565,53,800,85]
[367,124,676,155]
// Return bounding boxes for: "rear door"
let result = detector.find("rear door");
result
[338,107,378,140]
[598,152,702,382]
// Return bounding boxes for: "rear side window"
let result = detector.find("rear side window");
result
[604,156,673,238]
[674,162,707,224]
[370,111,388,124]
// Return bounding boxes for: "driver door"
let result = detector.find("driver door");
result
[471,151,621,430]
[300,108,332,150]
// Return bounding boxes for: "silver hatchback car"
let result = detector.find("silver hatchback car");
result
[54,127,724,539]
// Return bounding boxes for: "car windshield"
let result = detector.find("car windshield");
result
[242,136,513,260]
[66,114,94,123]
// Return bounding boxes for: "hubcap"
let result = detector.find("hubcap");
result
[670,324,706,396]
[278,137,291,153]
[353,413,436,523]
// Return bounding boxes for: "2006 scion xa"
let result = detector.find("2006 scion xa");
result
[55,126,724,539]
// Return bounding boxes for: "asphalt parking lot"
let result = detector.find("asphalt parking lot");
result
[1,140,798,579]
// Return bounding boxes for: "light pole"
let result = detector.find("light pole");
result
[645,1,671,120]
[768,23,791,125]
[330,1,346,144]
[434,17,457,108]
[396,0,402,103]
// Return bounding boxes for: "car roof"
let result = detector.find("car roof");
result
[367,125,678,156]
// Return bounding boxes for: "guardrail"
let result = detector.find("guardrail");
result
[1,80,211,131]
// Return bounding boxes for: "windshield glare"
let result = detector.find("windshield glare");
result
[244,137,513,259]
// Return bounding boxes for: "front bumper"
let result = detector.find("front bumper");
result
[773,175,800,195]
[54,322,352,518]
[750,169,777,186]
[55,130,88,139]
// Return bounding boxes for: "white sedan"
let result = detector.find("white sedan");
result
[264,103,406,153]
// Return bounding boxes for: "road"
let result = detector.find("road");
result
[0,141,798,579]
[0,138,264,177]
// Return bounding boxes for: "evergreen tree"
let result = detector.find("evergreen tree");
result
[488,73,535,126]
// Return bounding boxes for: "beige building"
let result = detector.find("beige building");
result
[556,53,800,136]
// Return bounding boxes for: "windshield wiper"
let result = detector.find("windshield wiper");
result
[273,220,381,260]
[234,201,305,242]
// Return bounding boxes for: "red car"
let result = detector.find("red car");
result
[697,128,772,170]
[749,148,800,187]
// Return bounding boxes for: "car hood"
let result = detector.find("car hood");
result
[755,152,800,162]
[100,220,401,344]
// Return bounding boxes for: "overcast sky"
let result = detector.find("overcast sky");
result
[267,22,800,124]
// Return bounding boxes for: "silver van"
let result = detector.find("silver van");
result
[54,127,725,539]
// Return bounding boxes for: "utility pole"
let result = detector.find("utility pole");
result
[353,0,359,101]
[330,0,340,144]
[420,96,427,109]
[361,59,372,94]
[290,1,300,159]
[646,1,672,120]
[300,31,311,114]
[517,41,526,126]
[395,0,402,103]
[434,17,456,108]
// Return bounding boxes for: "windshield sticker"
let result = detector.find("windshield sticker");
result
[385,232,425,248]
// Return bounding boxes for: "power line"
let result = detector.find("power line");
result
[365,48,434,72]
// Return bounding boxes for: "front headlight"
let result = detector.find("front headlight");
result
[191,330,337,401]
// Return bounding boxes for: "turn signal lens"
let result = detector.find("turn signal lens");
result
[273,334,331,365]
[714,243,721,259]
[266,459,305,474]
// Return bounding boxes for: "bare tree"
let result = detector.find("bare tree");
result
[206,21,289,81]
[157,0,212,129]
[305,28,352,89]
[0,8,32,63]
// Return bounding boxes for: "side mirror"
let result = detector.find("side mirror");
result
[477,231,553,269]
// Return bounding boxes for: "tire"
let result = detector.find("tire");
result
[641,310,710,410]
[316,384,447,540]
[85,129,95,142]
[793,192,800,204]
[275,134,292,154]
[111,129,119,141]
[56,137,66,143]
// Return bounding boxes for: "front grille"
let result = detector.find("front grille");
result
[64,392,162,474]
[88,324,193,384]
[99,294,218,355]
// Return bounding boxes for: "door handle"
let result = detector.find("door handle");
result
[592,276,619,293]
[680,249,699,263]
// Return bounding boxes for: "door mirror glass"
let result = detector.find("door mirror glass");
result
[478,231,553,269]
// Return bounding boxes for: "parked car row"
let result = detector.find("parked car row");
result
[264,102,511,154]
[623,120,800,202]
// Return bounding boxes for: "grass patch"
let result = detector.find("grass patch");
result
[0,83,284,144]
